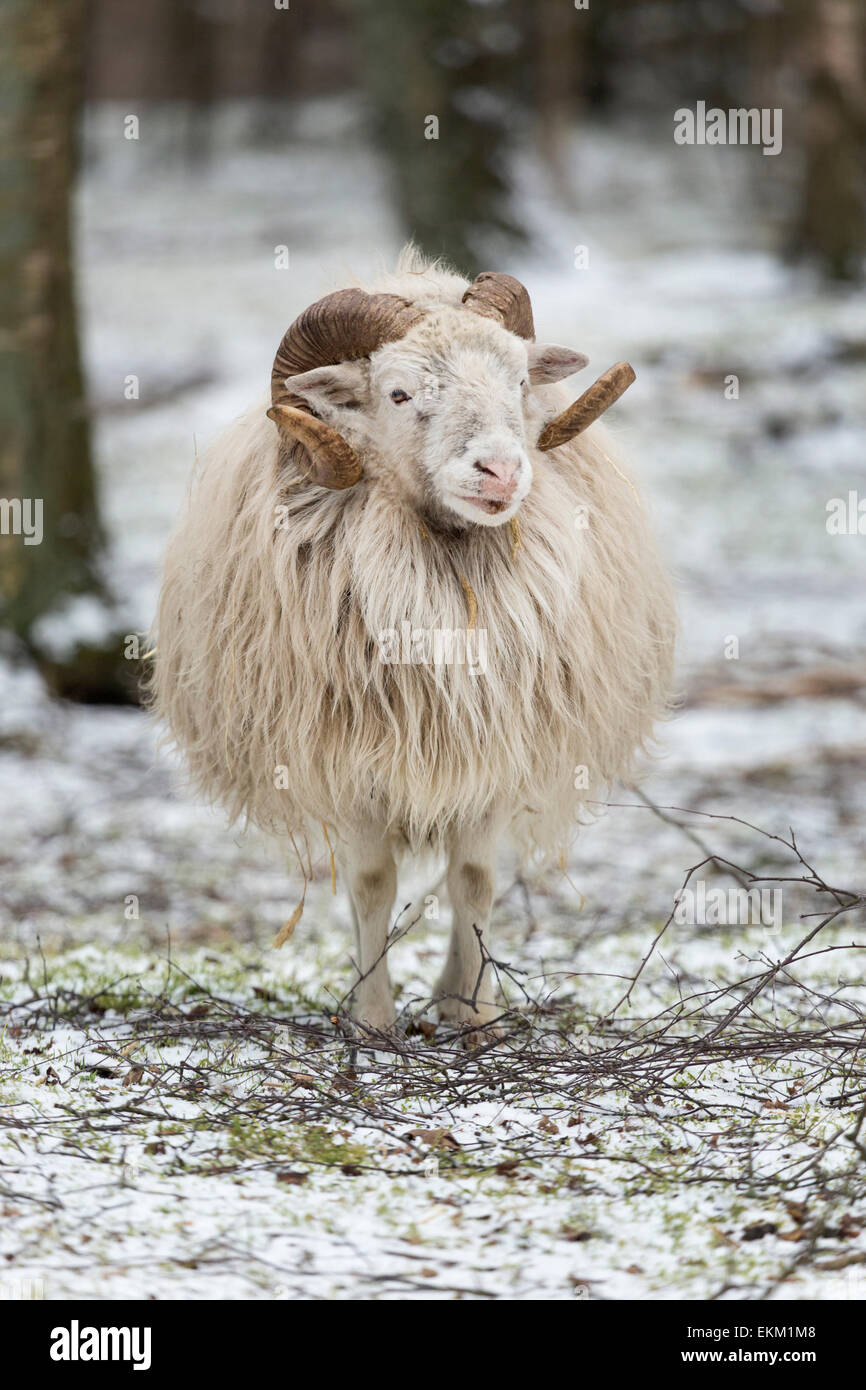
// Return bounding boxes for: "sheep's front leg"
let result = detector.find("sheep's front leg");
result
[435,821,502,1037]
[342,830,398,1032]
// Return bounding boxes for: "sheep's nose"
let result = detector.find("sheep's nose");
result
[472,457,520,499]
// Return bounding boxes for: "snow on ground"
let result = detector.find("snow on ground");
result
[1,103,865,1300]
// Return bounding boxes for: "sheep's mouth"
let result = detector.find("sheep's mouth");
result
[462,496,510,516]
[441,487,523,528]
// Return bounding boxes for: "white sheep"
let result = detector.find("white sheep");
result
[151,250,675,1036]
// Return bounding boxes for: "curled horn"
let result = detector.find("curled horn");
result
[537,362,636,450]
[461,271,535,340]
[266,405,362,491]
[267,288,424,489]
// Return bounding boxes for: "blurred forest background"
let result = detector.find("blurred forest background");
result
[1,0,864,691]
[83,0,866,277]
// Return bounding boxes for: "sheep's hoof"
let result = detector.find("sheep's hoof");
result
[458,1023,503,1050]
[436,996,504,1049]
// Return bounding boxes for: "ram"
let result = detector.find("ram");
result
[151,251,676,1037]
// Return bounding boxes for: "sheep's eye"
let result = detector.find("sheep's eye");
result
[390,387,412,404]
[520,377,529,389]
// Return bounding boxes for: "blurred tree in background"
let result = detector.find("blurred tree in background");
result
[347,0,529,273]
[789,0,866,281]
[0,0,97,630]
[0,0,129,699]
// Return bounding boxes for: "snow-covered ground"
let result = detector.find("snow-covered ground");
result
[1,103,864,1300]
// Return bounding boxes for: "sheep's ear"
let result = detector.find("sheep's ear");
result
[527,344,589,385]
[282,361,370,413]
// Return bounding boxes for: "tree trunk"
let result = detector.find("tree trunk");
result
[532,0,583,203]
[348,0,528,275]
[792,0,866,280]
[0,0,138,702]
[0,0,103,636]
